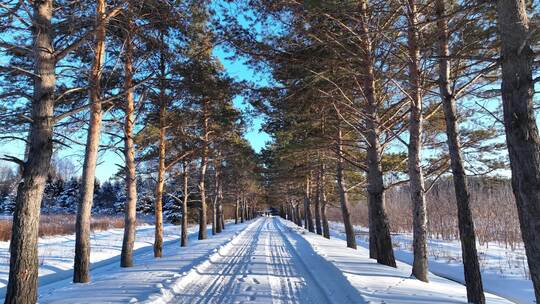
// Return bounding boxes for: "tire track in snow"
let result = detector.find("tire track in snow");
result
[166,218,268,303]
[265,218,313,304]
[168,217,331,303]
[272,219,364,304]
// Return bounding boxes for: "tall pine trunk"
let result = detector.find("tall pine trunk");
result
[216,161,223,233]
[211,193,216,235]
[336,126,356,249]
[321,186,330,239]
[319,120,330,239]
[304,175,314,232]
[212,156,223,233]
[120,14,137,267]
[497,0,540,300]
[73,0,107,284]
[154,38,167,257]
[153,98,165,257]
[295,202,302,226]
[198,99,209,240]
[314,162,323,235]
[240,196,245,223]
[358,0,396,268]
[181,161,189,247]
[219,204,225,231]
[5,1,55,302]
[235,197,239,224]
[435,0,484,302]
[244,200,248,221]
[406,0,428,282]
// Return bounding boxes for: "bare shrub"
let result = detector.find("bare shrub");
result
[327,176,522,248]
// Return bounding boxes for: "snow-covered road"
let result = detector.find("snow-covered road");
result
[168,217,361,304]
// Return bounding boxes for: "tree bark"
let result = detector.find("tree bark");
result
[321,181,330,239]
[5,1,55,303]
[212,157,222,234]
[358,0,396,268]
[240,196,245,223]
[435,0,485,302]
[219,204,225,231]
[218,160,224,230]
[211,187,217,235]
[304,174,314,232]
[314,163,323,235]
[244,200,248,221]
[235,197,239,224]
[198,99,209,240]
[181,161,189,247]
[153,106,165,257]
[406,0,428,282]
[303,196,308,229]
[73,0,107,284]
[290,202,295,223]
[318,161,330,239]
[336,127,357,249]
[295,202,302,226]
[120,13,137,267]
[287,202,292,221]
[154,36,167,257]
[497,0,539,301]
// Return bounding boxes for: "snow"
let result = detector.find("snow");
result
[329,221,533,303]
[30,221,248,303]
[0,217,521,303]
[160,217,362,304]
[0,222,188,294]
[280,219,511,304]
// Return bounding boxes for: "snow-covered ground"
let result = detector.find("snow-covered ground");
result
[35,221,251,303]
[2,216,513,303]
[0,222,188,293]
[329,221,533,303]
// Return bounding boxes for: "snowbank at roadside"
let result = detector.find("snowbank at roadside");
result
[328,221,532,303]
[280,218,512,304]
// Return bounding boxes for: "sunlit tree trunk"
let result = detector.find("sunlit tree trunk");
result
[319,161,330,239]
[314,162,323,235]
[240,195,245,223]
[435,0,484,302]
[73,0,107,284]
[212,157,222,234]
[181,161,190,247]
[336,126,356,249]
[5,1,55,302]
[120,10,137,267]
[304,174,314,232]
[358,0,396,268]
[235,197,239,224]
[198,99,209,240]
[406,0,428,282]
[219,203,225,231]
[154,34,167,257]
[153,106,165,256]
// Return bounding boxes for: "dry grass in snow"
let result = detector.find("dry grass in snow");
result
[0,214,126,241]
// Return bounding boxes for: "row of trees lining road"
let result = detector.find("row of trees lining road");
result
[0,1,263,303]
[216,0,538,303]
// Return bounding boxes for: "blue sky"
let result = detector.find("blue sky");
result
[213,46,271,153]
